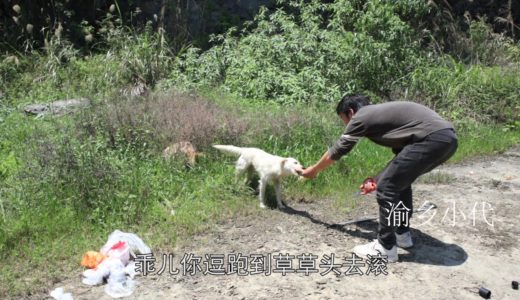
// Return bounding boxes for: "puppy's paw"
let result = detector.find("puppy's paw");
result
[259,203,267,209]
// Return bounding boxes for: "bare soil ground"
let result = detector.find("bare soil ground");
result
[50,146,520,299]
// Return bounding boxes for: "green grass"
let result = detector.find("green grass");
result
[452,124,520,160]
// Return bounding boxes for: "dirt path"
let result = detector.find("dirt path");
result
[53,146,520,299]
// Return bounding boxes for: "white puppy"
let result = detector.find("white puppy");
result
[213,145,304,209]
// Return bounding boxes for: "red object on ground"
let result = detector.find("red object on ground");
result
[360,177,377,195]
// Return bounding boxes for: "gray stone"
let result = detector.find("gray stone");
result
[23,104,49,116]
[24,98,90,116]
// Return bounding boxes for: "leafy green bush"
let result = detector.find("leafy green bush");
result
[169,0,428,103]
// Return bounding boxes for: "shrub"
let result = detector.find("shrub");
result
[169,0,428,103]
[97,91,250,153]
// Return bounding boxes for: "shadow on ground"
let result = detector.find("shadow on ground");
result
[284,205,468,267]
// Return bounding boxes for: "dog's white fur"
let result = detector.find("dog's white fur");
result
[213,145,304,209]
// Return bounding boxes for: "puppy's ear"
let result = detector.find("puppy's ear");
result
[281,158,287,167]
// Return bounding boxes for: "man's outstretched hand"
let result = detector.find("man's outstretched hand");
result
[301,167,318,179]
[300,151,336,180]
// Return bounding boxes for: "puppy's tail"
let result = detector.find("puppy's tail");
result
[212,145,243,156]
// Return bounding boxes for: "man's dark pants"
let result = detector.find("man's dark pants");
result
[375,128,458,249]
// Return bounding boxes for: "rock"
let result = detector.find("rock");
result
[23,104,49,116]
[24,98,90,116]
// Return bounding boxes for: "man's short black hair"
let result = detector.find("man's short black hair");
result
[336,95,371,115]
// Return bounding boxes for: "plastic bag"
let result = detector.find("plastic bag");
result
[104,258,136,298]
[106,241,131,266]
[81,230,151,298]
[359,177,377,195]
[104,278,136,298]
[124,261,140,279]
[82,257,119,285]
[101,230,151,258]
[50,287,73,300]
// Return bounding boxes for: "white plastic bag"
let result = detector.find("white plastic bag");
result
[50,287,73,300]
[124,261,140,279]
[101,230,151,258]
[104,258,136,298]
[106,241,131,266]
[82,258,119,285]
[82,230,150,298]
[104,278,136,298]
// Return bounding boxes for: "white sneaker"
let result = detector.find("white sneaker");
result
[396,231,414,249]
[352,240,398,263]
